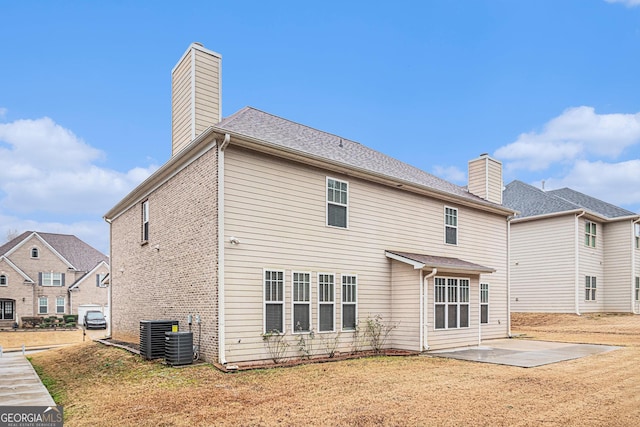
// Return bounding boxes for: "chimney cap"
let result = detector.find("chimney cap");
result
[480,153,489,157]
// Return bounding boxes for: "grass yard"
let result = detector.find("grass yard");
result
[29,313,640,426]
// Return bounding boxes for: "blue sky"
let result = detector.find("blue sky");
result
[1,0,640,254]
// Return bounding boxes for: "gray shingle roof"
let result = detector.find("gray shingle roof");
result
[0,231,108,272]
[386,250,495,273]
[217,107,499,207]
[503,180,637,219]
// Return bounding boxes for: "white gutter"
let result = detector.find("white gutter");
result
[422,268,437,351]
[217,133,230,365]
[632,219,640,314]
[105,216,113,337]
[507,215,513,337]
[575,211,586,315]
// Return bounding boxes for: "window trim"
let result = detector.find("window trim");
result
[480,282,489,325]
[326,177,349,229]
[434,276,470,329]
[0,274,6,286]
[444,206,458,246]
[585,275,597,301]
[31,247,39,258]
[317,272,336,332]
[291,271,312,334]
[635,277,639,302]
[263,269,285,334]
[585,220,596,248]
[56,296,65,314]
[142,199,150,243]
[38,296,48,315]
[341,274,358,331]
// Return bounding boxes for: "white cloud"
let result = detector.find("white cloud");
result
[495,106,640,172]
[0,116,157,243]
[605,0,640,7]
[433,165,466,184]
[0,107,7,119]
[543,159,640,209]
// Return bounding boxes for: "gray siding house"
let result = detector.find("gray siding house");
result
[105,43,516,365]
[504,180,640,314]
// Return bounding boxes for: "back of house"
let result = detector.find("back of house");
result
[105,43,516,365]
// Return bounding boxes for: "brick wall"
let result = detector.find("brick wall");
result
[110,147,219,361]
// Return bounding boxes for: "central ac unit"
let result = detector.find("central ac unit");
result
[140,320,179,360]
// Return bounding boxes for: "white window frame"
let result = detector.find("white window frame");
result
[341,274,358,331]
[291,271,311,334]
[31,247,39,258]
[585,276,597,301]
[326,177,348,229]
[635,277,639,302]
[585,221,596,248]
[42,272,63,287]
[38,296,48,314]
[56,296,65,314]
[264,269,285,334]
[317,272,335,332]
[0,274,6,286]
[142,200,150,242]
[434,277,470,329]
[97,273,108,288]
[444,206,458,245]
[480,283,489,324]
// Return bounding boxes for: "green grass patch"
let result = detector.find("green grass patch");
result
[28,357,67,405]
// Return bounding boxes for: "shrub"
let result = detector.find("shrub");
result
[365,315,399,354]
[21,317,44,328]
[63,315,78,324]
[261,330,289,364]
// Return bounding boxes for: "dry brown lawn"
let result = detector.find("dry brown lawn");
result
[29,313,640,426]
[0,328,107,350]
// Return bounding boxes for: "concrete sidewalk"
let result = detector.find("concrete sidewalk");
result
[0,351,55,406]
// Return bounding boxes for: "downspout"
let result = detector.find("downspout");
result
[575,211,586,315]
[507,215,513,338]
[104,217,113,338]
[422,268,437,351]
[632,218,640,314]
[218,133,230,365]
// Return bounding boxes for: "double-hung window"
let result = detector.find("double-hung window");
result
[96,273,107,288]
[264,270,284,333]
[585,276,597,301]
[39,297,48,314]
[56,296,65,314]
[480,283,489,324]
[0,275,6,286]
[342,275,357,331]
[292,272,311,333]
[635,277,639,302]
[142,200,150,242]
[41,272,63,287]
[435,277,470,329]
[445,207,458,245]
[31,247,39,258]
[318,273,335,332]
[585,221,596,248]
[327,178,348,228]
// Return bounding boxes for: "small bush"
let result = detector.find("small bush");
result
[261,330,289,364]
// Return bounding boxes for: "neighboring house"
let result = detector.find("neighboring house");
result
[503,180,640,314]
[0,231,110,327]
[104,43,516,365]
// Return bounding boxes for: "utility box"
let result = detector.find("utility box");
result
[165,331,194,366]
[140,320,179,360]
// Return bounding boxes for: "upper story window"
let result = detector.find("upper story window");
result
[327,178,348,228]
[635,277,639,301]
[635,224,640,249]
[31,247,39,258]
[41,272,64,287]
[0,274,6,286]
[96,273,107,288]
[585,221,596,248]
[142,200,150,242]
[444,207,458,245]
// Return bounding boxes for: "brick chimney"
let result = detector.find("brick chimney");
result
[468,153,503,204]
[171,43,222,156]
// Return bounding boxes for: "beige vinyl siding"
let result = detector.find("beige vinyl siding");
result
[193,48,221,136]
[510,215,576,312]
[222,146,509,363]
[171,51,193,155]
[635,229,640,314]
[389,261,421,351]
[467,156,502,204]
[603,221,633,312]
[579,219,605,313]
